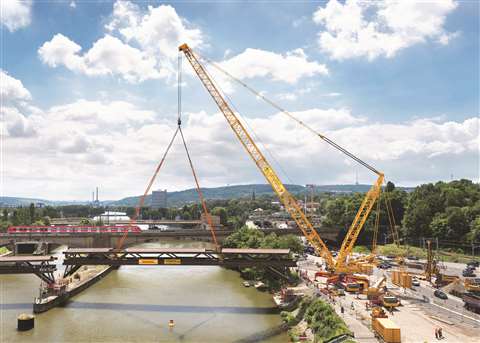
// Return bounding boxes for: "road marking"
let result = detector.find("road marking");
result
[428,301,480,324]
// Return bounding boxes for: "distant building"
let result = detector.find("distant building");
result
[93,211,130,222]
[200,214,221,230]
[151,189,167,209]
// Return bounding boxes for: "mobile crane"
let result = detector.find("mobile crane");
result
[179,43,387,273]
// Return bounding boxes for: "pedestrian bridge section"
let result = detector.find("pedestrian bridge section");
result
[62,247,296,277]
[0,255,56,283]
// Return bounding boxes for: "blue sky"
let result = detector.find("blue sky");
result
[1,0,478,200]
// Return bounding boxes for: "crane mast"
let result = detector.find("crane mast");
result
[335,174,383,271]
[179,43,334,268]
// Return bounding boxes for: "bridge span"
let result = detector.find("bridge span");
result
[0,248,296,282]
[0,228,341,250]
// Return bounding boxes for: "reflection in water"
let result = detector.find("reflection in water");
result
[0,241,288,342]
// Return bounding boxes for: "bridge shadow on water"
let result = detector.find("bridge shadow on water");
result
[65,301,281,314]
[1,302,280,315]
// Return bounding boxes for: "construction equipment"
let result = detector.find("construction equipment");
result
[179,43,335,267]
[464,278,480,293]
[367,276,387,300]
[180,43,388,273]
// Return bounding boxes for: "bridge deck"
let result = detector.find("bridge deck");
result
[0,255,56,262]
[64,248,291,255]
[0,255,57,283]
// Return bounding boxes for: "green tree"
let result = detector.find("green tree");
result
[386,181,395,193]
[212,207,228,225]
[29,203,36,223]
[467,217,480,242]
[79,218,93,225]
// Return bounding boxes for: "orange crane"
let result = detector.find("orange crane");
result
[180,43,392,273]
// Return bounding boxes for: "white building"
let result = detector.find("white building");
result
[93,211,130,222]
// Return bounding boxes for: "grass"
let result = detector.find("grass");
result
[352,244,476,264]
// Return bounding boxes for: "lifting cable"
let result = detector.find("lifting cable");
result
[179,127,219,249]
[116,127,179,250]
[195,52,382,176]
[116,53,219,250]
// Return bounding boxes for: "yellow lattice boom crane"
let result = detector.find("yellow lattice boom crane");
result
[180,43,390,273]
[179,43,335,268]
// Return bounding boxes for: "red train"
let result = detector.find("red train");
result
[7,225,142,234]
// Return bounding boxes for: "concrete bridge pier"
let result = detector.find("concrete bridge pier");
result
[14,241,50,255]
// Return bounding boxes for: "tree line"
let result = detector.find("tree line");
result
[321,179,479,247]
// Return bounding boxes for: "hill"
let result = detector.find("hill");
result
[2,183,415,207]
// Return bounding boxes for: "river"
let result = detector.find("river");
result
[0,241,288,342]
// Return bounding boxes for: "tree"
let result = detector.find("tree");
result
[79,218,93,225]
[386,181,395,193]
[2,209,8,221]
[29,203,35,224]
[467,217,480,242]
[212,207,228,225]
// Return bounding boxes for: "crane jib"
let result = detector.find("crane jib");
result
[179,43,335,269]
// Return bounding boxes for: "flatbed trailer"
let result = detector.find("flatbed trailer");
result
[463,292,480,314]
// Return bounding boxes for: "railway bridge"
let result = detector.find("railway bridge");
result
[0,227,341,252]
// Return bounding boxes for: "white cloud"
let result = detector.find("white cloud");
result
[0,0,32,32]
[38,34,164,83]
[106,1,204,60]
[38,1,203,83]
[0,69,31,103]
[219,48,328,84]
[322,92,341,97]
[38,1,329,88]
[1,106,36,137]
[7,93,478,200]
[313,0,458,60]
[278,93,298,101]
[3,72,476,199]
[69,1,76,9]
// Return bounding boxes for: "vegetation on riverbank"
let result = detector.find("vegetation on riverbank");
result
[281,296,352,343]
[353,243,475,263]
[326,179,479,248]
[223,226,302,290]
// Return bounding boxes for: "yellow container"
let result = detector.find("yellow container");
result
[373,318,401,343]
[401,273,412,288]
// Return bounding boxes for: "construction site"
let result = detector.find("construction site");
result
[137,44,480,342]
[2,39,479,343]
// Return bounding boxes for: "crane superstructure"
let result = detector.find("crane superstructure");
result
[179,43,386,272]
